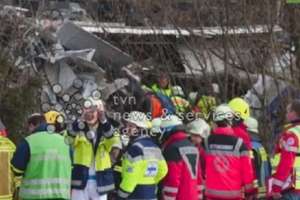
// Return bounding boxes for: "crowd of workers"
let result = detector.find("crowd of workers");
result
[1,73,300,200]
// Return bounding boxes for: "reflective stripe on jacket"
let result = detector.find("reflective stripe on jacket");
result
[251,137,271,198]
[19,132,71,199]
[0,136,15,200]
[162,130,203,200]
[151,84,172,98]
[118,135,168,199]
[205,127,256,200]
[271,124,300,193]
[70,120,121,194]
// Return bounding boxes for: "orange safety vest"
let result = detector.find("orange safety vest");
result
[150,95,163,118]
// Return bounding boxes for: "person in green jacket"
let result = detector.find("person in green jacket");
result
[11,113,72,200]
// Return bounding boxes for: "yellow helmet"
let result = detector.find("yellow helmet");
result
[228,97,250,120]
[44,110,63,124]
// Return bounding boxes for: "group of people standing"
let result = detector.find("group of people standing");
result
[1,71,300,200]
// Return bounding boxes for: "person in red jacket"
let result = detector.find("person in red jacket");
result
[205,104,257,200]
[159,115,203,200]
[186,118,211,179]
[228,97,252,150]
[270,100,300,199]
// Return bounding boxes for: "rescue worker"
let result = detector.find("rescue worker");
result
[11,113,72,200]
[171,86,191,114]
[116,111,168,199]
[151,72,173,98]
[159,115,203,200]
[270,100,300,199]
[205,104,256,200]
[186,118,210,178]
[69,97,121,200]
[189,83,219,122]
[191,94,217,121]
[0,126,16,200]
[144,72,188,118]
[108,128,125,200]
[187,118,211,146]
[245,117,271,199]
[143,74,176,118]
[228,97,252,150]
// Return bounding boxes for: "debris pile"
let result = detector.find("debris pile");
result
[39,22,136,121]
[7,13,136,121]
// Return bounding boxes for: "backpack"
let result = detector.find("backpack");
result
[155,93,176,116]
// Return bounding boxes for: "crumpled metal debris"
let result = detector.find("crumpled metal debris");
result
[30,22,134,120]
[57,22,134,71]
[58,62,77,92]
[101,78,130,100]
[0,6,133,122]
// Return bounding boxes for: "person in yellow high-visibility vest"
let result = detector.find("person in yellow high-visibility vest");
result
[151,72,173,98]
[69,97,121,200]
[117,111,168,200]
[0,134,16,200]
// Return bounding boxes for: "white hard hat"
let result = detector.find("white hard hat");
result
[172,86,185,97]
[160,115,183,129]
[187,118,211,138]
[244,117,259,134]
[151,118,162,133]
[124,111,152,129]
[213,104,234,122]
[84,97,104,111]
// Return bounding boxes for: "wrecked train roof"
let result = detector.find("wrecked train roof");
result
[73,21,283,37]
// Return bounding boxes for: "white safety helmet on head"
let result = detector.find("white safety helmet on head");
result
[244,117,259,134]
[187,118,211,138]
[213,104,234,122]
[158,115,183,141]
[124,111,152,129]
[160,115,183,129]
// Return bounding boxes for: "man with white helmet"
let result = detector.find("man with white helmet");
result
[159,115,203,200]
[244,117,271,199]
[187,118,210,179]
[116,111,168,200]
[69,97,122,200]
[204,104,257,200]
[187,118,211,147]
